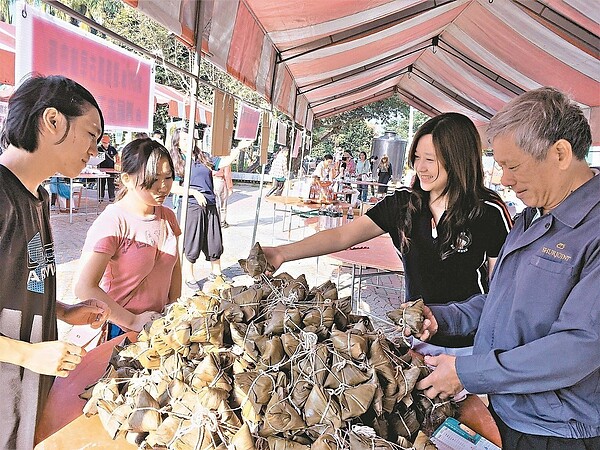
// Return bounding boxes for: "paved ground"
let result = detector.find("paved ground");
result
[51,183,404,342]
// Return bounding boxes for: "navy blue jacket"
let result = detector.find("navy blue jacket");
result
[432,172,600,438]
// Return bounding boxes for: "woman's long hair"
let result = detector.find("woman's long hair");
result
[399,112,501,258]
[170,128,213,177]
[169,128,186,179]
[378,155,390,170]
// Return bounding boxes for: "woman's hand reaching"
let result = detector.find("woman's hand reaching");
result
[261,246,285,274]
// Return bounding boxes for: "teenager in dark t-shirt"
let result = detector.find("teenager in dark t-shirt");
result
[263,113,513,349]
[0,75,110,449]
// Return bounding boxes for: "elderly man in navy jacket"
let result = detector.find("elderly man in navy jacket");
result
[414,87,600,449]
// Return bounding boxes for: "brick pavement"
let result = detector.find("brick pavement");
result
[51,184,405,339]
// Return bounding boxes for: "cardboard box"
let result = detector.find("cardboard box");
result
[432,417,501,450]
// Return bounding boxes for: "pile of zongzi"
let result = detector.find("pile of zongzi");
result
[82,243,454,449]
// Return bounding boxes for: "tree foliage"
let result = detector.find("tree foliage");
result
[312,96,429,157]
[0,0,12,22]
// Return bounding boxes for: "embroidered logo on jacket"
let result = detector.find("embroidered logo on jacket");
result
[541,245,572,262]
[441,230,472,260]
[27,232,56,293]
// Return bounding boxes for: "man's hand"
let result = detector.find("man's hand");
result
[416,354,463,400]
[24,341,86,378]
[412,303,438,341]
[60,299,110,329]
[262,246,285,274]
[398,302,438,341]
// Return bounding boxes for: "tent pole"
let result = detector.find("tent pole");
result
[252,111,272,245]
[252,162,267,246]
[299,130,306,176]
[285,95,299,197]
[177,3,204,269]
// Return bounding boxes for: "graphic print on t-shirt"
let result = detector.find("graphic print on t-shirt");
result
[27,232,55,293]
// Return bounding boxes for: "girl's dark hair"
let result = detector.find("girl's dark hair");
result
[117,138,175,200]
[399,112,501,258]
[1,75,104,152]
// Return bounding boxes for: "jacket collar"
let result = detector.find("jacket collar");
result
[531,170,600,229]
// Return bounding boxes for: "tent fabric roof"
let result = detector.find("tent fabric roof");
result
[124,0,599,143]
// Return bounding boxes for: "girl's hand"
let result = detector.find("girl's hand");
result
[24,341,86,378]
[60,299,110,329]
[192,191,207,207]
[130,311,162,332]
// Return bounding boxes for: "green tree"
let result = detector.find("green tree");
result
[312,96,429,157]
[0,0,13,22]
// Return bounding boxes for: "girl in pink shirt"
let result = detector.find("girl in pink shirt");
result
[76,138,182,338]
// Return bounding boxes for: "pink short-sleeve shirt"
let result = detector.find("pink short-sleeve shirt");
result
[82,204,181,314]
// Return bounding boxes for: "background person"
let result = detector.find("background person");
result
[343,150,356,174]
[376,155,392,195]
[76,139,181,340]
[152,130,164,145]
[0,75,109,449]
[170,128,249,288]
[212,164,234,227]
[414,87,600,449]
[355,151,371,202]
[312,153,334,180]
[48,175,73,210]
[97,134,118,202]
[264,112,512,349]
[369,154,379,196]
[266,146,289,197]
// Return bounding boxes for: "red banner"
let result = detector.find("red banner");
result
[292,129,302,158]
[16,5,153,131]
[276,120,287,146]
[234,102,261,141]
